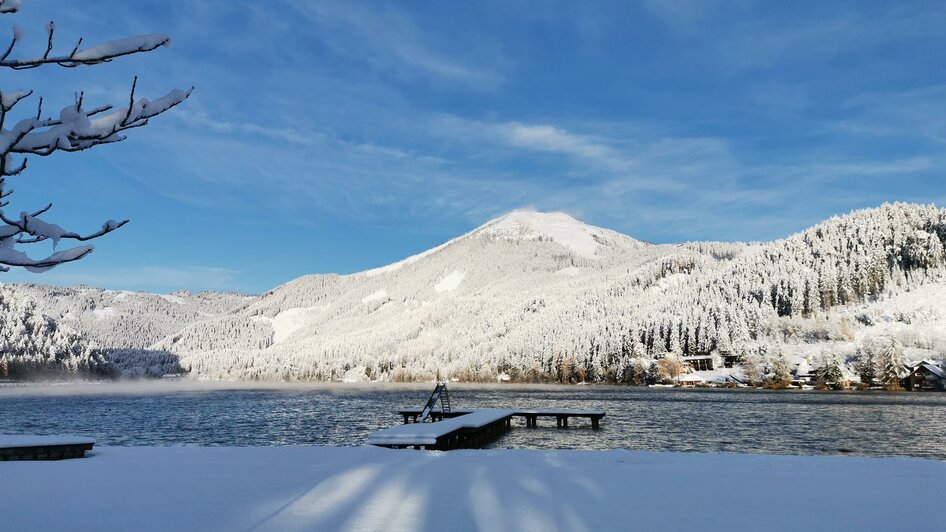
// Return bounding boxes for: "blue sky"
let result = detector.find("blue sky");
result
[2,0,945,293]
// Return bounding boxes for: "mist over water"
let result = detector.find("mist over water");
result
[2,383,945,460]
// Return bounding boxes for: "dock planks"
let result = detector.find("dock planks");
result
[397,408,606,429]
[368,409,514,450]
[0,435,95,461]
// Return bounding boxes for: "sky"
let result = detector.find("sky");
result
[2,0,945,293]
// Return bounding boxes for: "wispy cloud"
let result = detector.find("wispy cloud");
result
[642,0,728,34]
[287,0,503,89]
[500,123,631,171]
[837,85,946,143]
[709,5,946,71]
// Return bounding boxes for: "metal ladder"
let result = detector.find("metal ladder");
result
[440,384,451,413]
[417,382,451,423]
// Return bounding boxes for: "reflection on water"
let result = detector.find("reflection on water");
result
[2,384,944,459]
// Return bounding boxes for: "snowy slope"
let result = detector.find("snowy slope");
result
[4,284,252,351]
[5,204,946,382]
[155,204,946,382]
[0,284,111,379]
[155,210,701,381]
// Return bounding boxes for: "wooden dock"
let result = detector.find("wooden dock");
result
[368,409,514,450]
[397,408,606,429]
[0,435,95,461]
[368,384,607,450]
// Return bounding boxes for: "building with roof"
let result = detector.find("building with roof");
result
[901,361,946,391]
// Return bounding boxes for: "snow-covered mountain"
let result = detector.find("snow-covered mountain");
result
[3,203,946,383]
[0,285,251,378]
[153,209,674,381]
[0,285,110,379]
[4,284,252,350]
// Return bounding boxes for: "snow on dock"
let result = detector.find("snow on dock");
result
[397,408,606,428]
[368,409,514,450]
[373,407,608,450]
[375,384,606,449]
[0,435,95,461]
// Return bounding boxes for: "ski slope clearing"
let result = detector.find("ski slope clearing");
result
[4,446,943,532]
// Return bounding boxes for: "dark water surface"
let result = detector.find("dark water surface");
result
[2,384,944,459]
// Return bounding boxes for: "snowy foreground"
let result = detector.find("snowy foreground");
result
[4,446,944,532]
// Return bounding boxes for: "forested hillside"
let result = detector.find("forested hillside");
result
[1,285,251,378]
[5,284,252,350]
[3,204,944,383]
[0,286,111,379]
[148,204,946,383]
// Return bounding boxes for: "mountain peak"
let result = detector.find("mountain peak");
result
[359,210,638,277]
[476,210,635,258]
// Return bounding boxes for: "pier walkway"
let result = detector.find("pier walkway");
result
[397,408,606,429]
[367,409,514,450]
[369,383,606,450]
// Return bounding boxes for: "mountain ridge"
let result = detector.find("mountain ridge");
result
[3,203,945,383]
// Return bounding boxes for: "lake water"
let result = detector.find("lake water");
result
[2,383,945,460]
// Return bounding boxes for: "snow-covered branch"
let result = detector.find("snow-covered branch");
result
[0,81,192,161]
[0,1,20,15]
[0,16,171,69]
[0,4,191,272]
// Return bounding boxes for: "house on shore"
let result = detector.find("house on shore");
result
[683,355,715,372]
[793,358,816,386]
[677,373,706,387]
[901,361,946,391]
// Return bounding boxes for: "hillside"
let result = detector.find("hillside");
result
[0,285,252,378]
[4,284,253,350]
[0,285,111,379]
[3,203,945,383]
[135,203,945,383]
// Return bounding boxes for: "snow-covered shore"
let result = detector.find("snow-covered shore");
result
[4,446,944,531]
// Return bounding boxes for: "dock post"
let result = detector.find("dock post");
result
[592,417,600,429]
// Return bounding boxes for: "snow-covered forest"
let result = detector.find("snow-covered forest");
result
[0,284,249,378]
[0,284,110,379]
[3,203,944,384]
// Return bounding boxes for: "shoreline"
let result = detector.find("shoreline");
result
[0,378,930,397]
[4,445,944,531]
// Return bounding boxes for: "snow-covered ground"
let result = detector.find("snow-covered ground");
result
[4,446,943,531]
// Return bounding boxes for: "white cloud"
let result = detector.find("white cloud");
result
[643,0,727,33]
[714,7,946,71]
[838,85,946,143]
[287,0,503,89]
[500,123,630,170]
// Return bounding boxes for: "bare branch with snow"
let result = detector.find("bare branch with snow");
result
[0,3,191,272]
[0,16,171,69]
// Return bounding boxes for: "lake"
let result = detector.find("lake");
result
[2,383,944,460]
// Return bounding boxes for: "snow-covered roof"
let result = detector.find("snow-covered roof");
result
[794,359,813,376]
[911,361,946,379]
